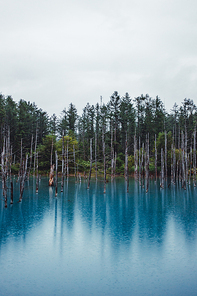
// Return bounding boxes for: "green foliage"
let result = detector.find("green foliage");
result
[11,163,20,175]
[0,91,197,176]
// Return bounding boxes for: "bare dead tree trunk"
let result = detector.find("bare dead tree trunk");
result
[102,125,106,194]
[34,126,38,176]
[134,133,138,179]
[171,144,173,183]
[114,152,117,178]
[87,138,93,189]
[194,127,196,187]
[28,134,33,180]
[165,130,167,180]
[50,138,53,167]
[172,145,176,184]
[155,134,157,183]
[189,146,192,185]
[125,136,129,192]
[146,134,149,193]
[10,181,13,204]
[181,131,186,190]
[67,142,69,177]
[142,143,145,188]
[160,148,164,189]
[1,142,7,207]
[139,136,141,185]
[61,132,64,192]
[185,127,188,184]
[49,164,54,186]
[36,152,39,193]
[111,121,114,180]
[95,132,97,181]
[19,154,28,202]
[73,144,77,182]
[55,151,58,196]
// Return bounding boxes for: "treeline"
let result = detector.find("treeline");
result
[0,91,197,175]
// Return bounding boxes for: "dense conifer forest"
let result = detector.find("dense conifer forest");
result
[0,91,197,180]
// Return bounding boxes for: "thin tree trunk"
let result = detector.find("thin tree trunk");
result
[185,127,188,184]
[49,164,54,186]
[36,152,39,193]
[111,121,114,180]
[165,130,167,180]
[19,154,28,202]
[61,132,64,192]
[87,138,92,189]
[134,133,138,179]
[1,143,7,207]
[142,143,144,188]
[181,131,186,189]
[155,134,157,183]
[28,134,33,180]
[50,138,53,167]
[194,127,196,187]
[102,125,106,194]
[73,144,77,182]
[139,136,141,185]
[67,142,69,177]
[10,181,13,204]
[146,134,149,193]
[189,146,192,185]
[125,136,129,192]
[173,145,176,184]
[95,132,97,180]
[160,148,164,189]
[34,126,38,176]
[55,151,58,196]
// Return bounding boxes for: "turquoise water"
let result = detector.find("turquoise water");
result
[0,177,197,296]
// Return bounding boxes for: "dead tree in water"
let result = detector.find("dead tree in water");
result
[111,121,114,180]
[36,152,39,193]
[1,142,7,207]
[173,145,176,184]
[49,164,54,186]
[185,127,188,184]
[171,144,173,183]
[189,145,192,185]
[125,136,129,192]
[142,143,145,188]
[55,151,58,196]
[33,126,38,176]
[95,132,97,180]
[155,134,157,183]
[19,154,28,202]
[49,137,54,186]
[145,134,149,193]
[73,144,77,182]
[67,142,69,177]
[160,148,164,189]
[165,131,167,180]
[61,132,64,192]
[87,138,93,189]
[102,125,106,194]
[194,127,196,187]
[134,133,138,179]
[181,131,186,189]
[28,134,33,180]
[139,137,141,185]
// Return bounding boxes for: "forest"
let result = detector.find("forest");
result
[0,91,197,189]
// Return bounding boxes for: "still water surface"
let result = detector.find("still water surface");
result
[0,177,197,296]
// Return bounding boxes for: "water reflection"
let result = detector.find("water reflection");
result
[1,177,197,295]
[1,177,197,248]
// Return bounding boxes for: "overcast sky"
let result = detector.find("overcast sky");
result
[1,0,197,116]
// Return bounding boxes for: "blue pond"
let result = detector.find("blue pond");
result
[0,177,197,296]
